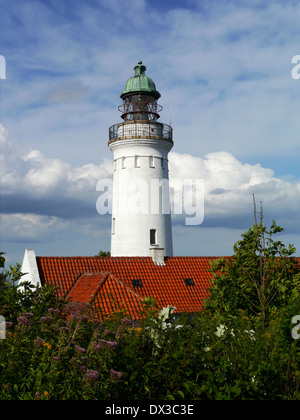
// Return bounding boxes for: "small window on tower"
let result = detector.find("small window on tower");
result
[135,155,140,168]
[122,157,126,169]
[150,229,157,245]
[149,155,154,168]
[161,157,164,168]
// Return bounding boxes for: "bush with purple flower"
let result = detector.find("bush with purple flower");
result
[0,248,299,400]
[84,369,99,383]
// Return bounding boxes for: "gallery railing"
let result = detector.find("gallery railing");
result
[109,121,173,143]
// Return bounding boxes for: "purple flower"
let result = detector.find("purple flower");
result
[104,329,116,337]
[91,339,118,352]
[110,369,123,380]
[48,308,60,315]
[65,301,94,321]
[34,338,45,347]
[59,326,69,333]
[74,345,86,354]
[17,316,29,326]
[40,316,53,324]
[91,341,101,352]
[20,313,34,318]
[99,339,118,351]
[120,318,133,327]
[84,369,99,382]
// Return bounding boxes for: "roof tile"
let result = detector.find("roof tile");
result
[36,256,222,319]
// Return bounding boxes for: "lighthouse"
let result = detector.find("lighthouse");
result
[108,61,173,258]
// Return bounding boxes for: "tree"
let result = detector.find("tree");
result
[95,250,111,257]
[0,252,8,290]
[205,199,300,327]
[0,253,63,322]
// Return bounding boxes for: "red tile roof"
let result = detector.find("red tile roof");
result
[67,272,144,319]
[36,256,221,319]
[67,272,109,304]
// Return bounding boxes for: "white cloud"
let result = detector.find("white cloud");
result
[0,213,70,242]
[23,150,71,194]
[169,150,300,229]
[2,0,300,261]
[1,121,300,262]
[2,123,300,234]
[3,0,300,168]
[0,124,112,199]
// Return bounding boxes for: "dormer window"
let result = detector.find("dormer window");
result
[184,278,194,286]
[132,279,142,288]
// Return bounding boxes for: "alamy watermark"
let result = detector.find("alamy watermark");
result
[291,315,300,340]
[291,55,300,80]
[96,178,204,226]
[0,55,6,80]
[0,316,6,340]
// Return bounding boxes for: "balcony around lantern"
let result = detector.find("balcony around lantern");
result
[108,120,173,144]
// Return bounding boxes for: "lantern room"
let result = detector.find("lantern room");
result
[118,61,163,121]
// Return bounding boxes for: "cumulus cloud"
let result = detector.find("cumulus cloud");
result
[0,124,113,257]
[0,213,70,243]
[2,124,300,241]
[3,0,300,169]
[169,150,300,230]
[0,124,112,201]
[0,124,113,261]
[2,0,300,262]
[170,151,300,223]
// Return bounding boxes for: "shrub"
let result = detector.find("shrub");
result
[0,248,299,400]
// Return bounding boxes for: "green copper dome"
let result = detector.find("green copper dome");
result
[120,61,161,100]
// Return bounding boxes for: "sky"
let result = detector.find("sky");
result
[1,0,300,265]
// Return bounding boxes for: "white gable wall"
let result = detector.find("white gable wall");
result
[20,249,41,288]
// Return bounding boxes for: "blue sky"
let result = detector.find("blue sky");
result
[1,0,300,264]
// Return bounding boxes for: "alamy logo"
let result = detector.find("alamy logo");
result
[291,55,300,80]
[0,316,6,340]
[0,55,6,80]
[96,178,205,226]
[291,315,300,340]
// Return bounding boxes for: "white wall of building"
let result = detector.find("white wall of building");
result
[109,134,173,257]
[19,248,41,288]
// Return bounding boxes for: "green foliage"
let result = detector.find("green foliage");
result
[0,240,299,400]
[205,220,300,326]
[95,250,111,257]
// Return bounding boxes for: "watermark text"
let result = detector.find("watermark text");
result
[0,316,6,340]
[0,55,6,80]
[291,315,300,340]
[291,55,300,80]
[96,178,204,226]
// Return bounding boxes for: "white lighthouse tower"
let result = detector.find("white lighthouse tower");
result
[108,61,173,258]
